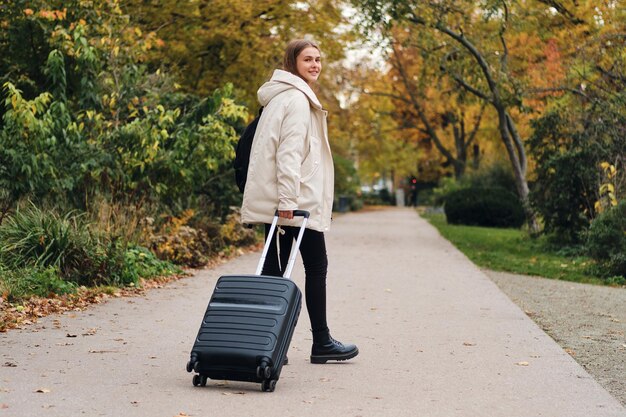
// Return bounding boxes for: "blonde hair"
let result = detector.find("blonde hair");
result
[283,39,320,76]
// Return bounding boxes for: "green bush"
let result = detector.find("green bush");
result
[444,187,525,228]
[115,246,181,287]
[433,162,518,206]
[586,200,626,279]
[0,265,75,302]
[0,204,127,286]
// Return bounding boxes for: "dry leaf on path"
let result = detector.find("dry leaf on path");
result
[462,342,476,346]
[35,388,51,393]
[515,361,529,366]
[83,328,98,336]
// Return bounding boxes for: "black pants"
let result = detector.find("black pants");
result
[262,224,328,333]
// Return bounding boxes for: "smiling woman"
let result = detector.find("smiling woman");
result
[240,39,359,365]
[282,39,322,86]
[295,46,322,85]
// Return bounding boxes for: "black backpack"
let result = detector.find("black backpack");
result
[234,107,263,193]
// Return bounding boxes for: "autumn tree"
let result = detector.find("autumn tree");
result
[122,0,351,107]
[527,2,626,242]
[376,30,488,180]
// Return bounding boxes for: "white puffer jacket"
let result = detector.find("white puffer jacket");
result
[240,69,334,232]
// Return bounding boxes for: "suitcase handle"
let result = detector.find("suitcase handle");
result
[282,209,310,219]
[256,210,310,277]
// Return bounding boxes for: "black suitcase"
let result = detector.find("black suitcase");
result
[186,210,308,392]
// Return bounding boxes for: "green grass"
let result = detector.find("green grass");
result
[423,213,605,285]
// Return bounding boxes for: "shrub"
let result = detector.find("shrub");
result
[585,200,626,279]
[0,203,150,287]
[113,246,181,287]
[444,187,525,228]
[0,265,75,302]
[432,162,518,207]
[220,207,256,247]
[145,210,214,267]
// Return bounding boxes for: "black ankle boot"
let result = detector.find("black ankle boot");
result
[310,329,359,364]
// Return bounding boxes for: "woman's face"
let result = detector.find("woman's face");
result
[296,46,322,85]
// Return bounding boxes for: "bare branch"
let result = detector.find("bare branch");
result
[535,0,585,24]
[526,86,589,99]
[498,0,509,74]
[440,57,492,101]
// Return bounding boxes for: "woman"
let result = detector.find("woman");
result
[241,39,358,364]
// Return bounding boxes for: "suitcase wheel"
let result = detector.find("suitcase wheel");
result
[192,374,207,387]
[261,379,277,392]
[186,360,195,373]
[256,363,272,379]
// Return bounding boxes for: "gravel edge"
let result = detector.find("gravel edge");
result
[484,270,626,407]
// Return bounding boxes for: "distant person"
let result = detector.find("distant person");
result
[241,39,359,364]
[409,177,418,207]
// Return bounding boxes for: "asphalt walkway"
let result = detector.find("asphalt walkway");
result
[1,208,624,416]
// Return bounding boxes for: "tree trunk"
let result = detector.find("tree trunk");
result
[496,107,540,233]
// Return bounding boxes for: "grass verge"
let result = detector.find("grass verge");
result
[422,212,606,285]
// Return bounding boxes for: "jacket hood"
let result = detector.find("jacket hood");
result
[258,69,322,110]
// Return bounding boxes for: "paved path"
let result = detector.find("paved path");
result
[1,208,624,417]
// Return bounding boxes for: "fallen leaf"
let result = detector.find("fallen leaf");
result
[319,377,331,382]
[515,361,529,366]
[35,388,51,393]
[565,348,576,356]
[3,362,17,367]
[462,342,476,347]
[82,328,98,336]
[173,413,188,417]
[66,333,77,338]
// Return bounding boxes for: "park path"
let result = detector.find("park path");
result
[1,207,624,417]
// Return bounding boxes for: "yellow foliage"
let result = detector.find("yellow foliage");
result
[596,162,619,214]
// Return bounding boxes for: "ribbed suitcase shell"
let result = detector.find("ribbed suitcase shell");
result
[188,274,302,389]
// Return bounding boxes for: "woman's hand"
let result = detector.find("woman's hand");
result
[278,210,294,219]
